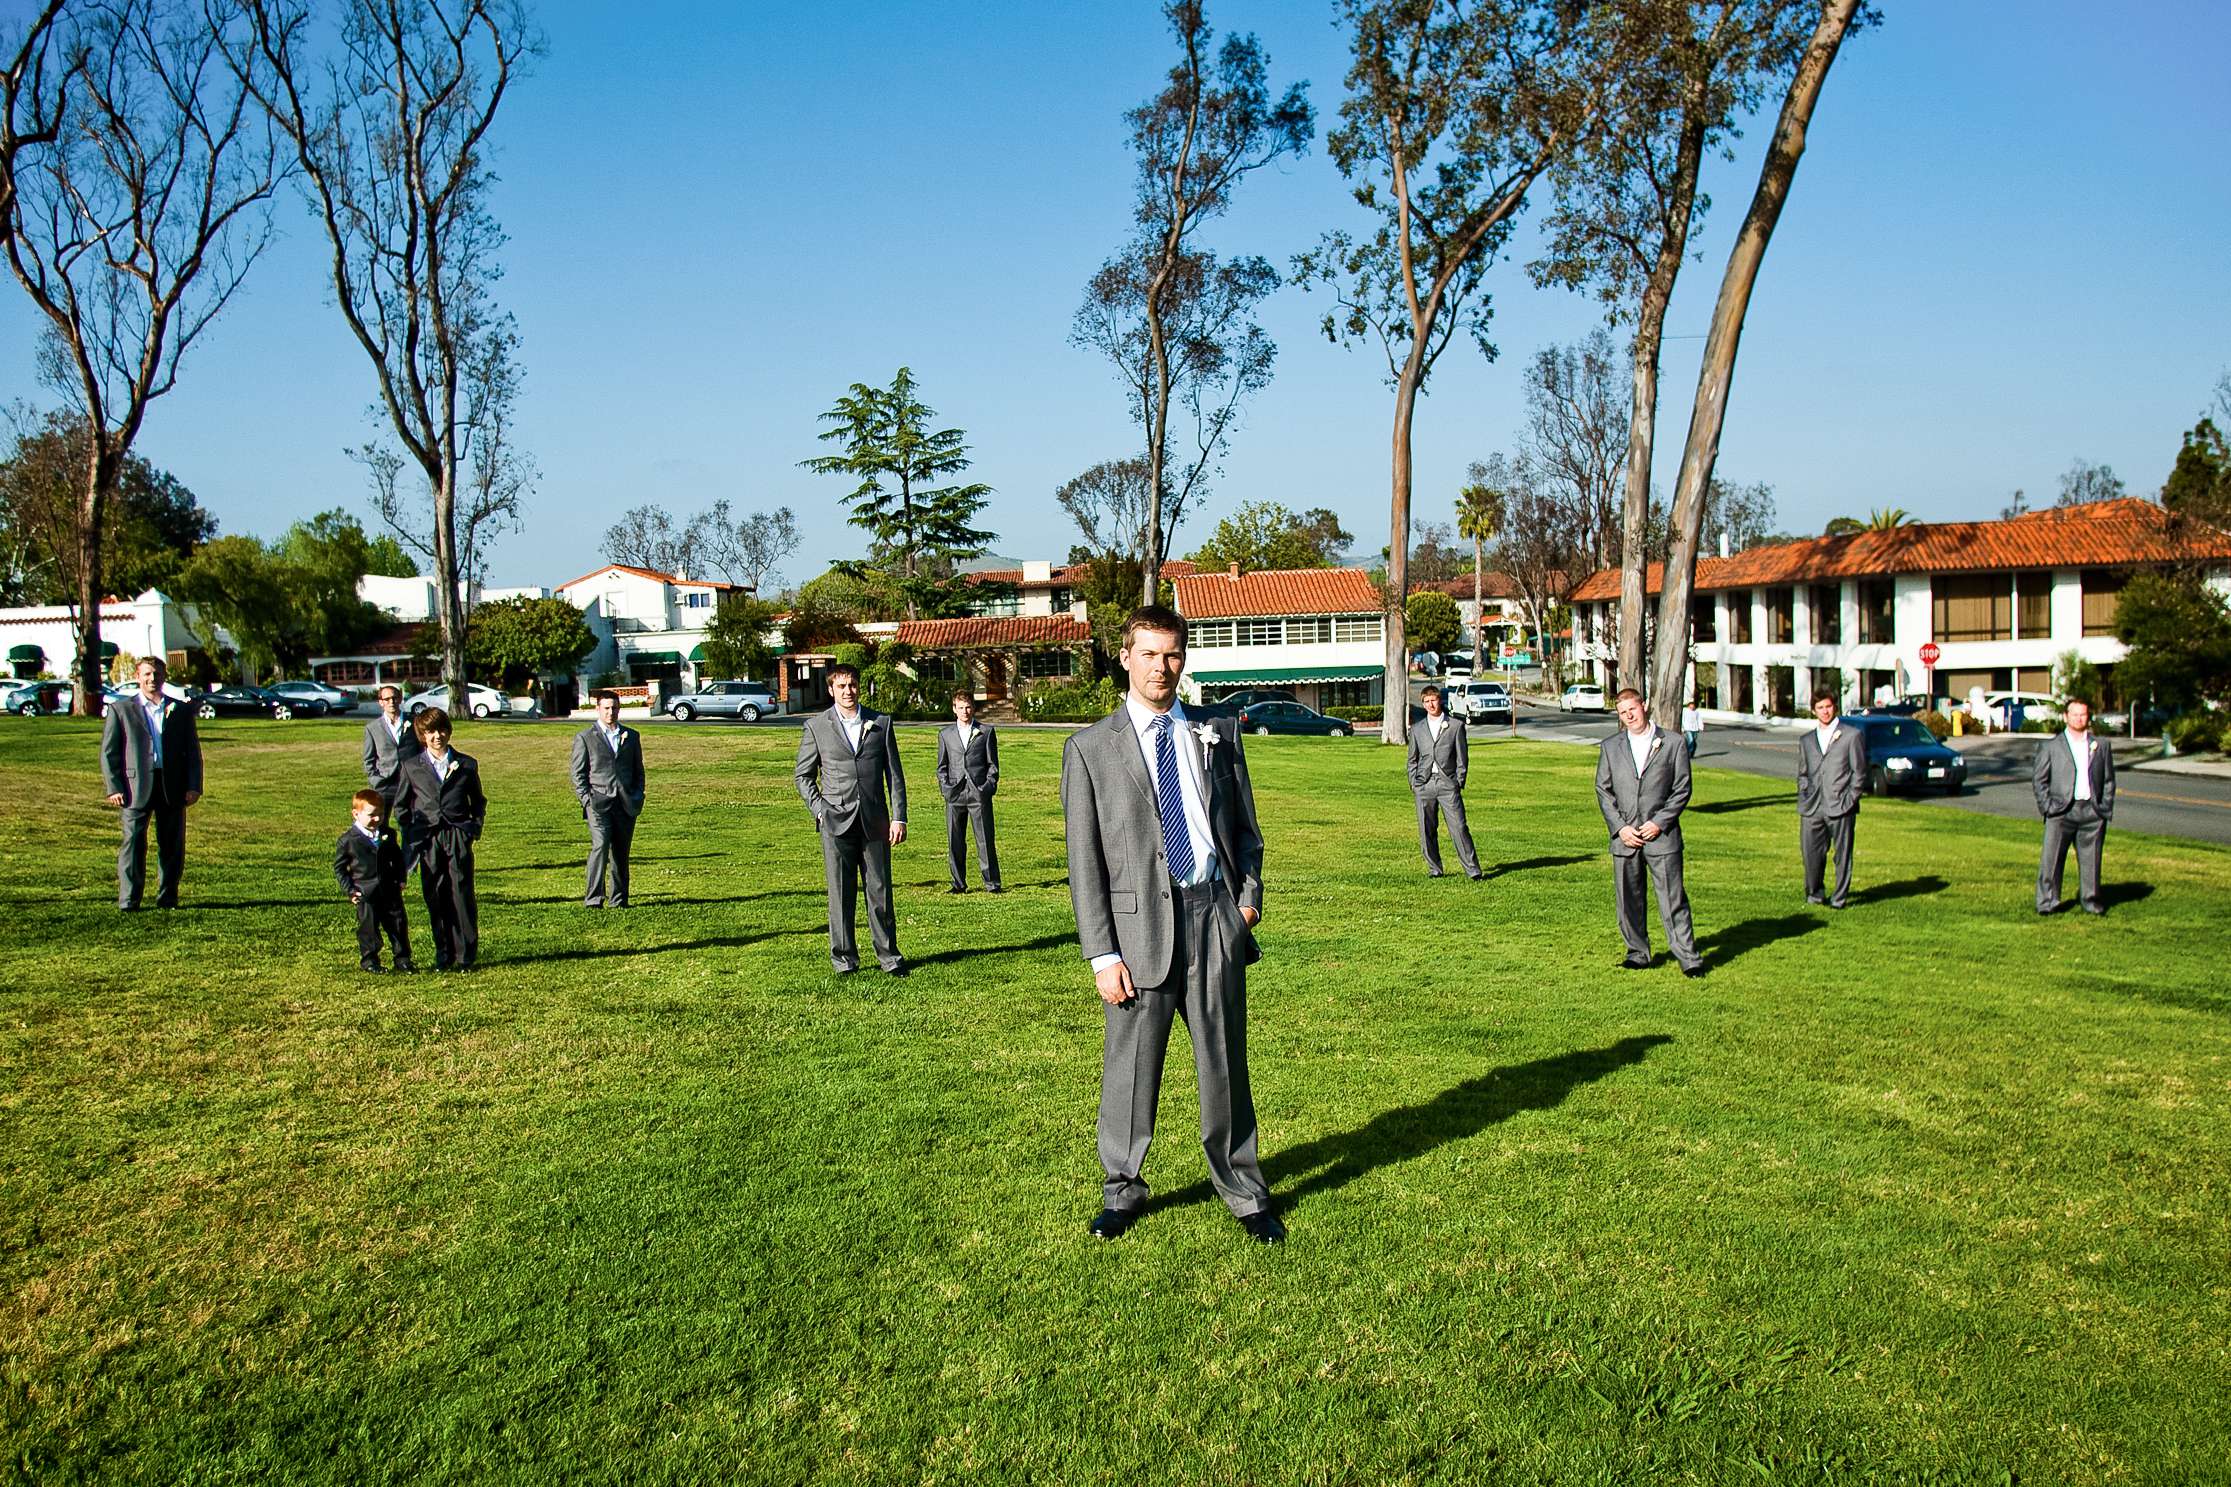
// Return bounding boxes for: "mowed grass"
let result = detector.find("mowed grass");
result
[1,714,2226,1485]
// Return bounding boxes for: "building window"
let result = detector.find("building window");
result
[1691,599,1715,644]
[2014,571,2051,639]
[1858,580,1894,644]
[1932,574,2011,642]
[1334,615,1383,644]
[1809,584,1841,645]
[1237,619,1283,646]
[1728,595,1754,645]
[1191,620,1235,648]
[1323,677,1380,708]
[1019,649,1074,679]
[2081,569,2124,636]
[681,591,713,609]
[1765,587,1794,644]
[1047,588,1073,611]
[972,593,1022,618]
[1286,616,1334,645]
[914,654,960,682]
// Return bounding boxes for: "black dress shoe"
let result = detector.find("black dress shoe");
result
[1805,895,1826,906]
[986,885,1004,894]
[832,963,858,976]
[883,963,910,978]
[1467,872,1486,882]
[1426,870,1445,879]
[1089,1208,1140,1240]
[1620,956,1652,970]
[360,963,387,974]
[394,961,418,974]
[1682,963,1707,979]
[948,885,966,894]
[2083,906,2106,916]
[1238,1210,1287,1244]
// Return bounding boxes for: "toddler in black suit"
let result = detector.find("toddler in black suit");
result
[335,788,415,972]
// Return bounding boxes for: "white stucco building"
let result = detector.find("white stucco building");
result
[555,562,747,688]
[1,589,208,681]
[1172,565,1388,709]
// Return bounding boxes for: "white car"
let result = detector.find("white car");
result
[1444,678,1513,723]
[268,679,360,713]
[406,683,513,720]
[1979,690,2062,730]
[1559,683,1607,712]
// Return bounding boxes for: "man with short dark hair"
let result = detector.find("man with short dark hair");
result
[100,656,202,910]
[1408,684,1482,879]
[2034,696,2115,915]
[391,707,487,971]
[1797,689,1866,908]
[935,689,1002,893]
[795,662,909,974]
[1062,604,1283,1244]
[571,689,645,908]
[361,683,421,800]
[1595,687,1703,976]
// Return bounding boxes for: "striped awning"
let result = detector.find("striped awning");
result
[628,650,682,666]
[6,644,42,662]
[1188,664,1382,685]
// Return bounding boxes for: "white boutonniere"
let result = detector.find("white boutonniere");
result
[860,715,877,732]
[1191,720,1218,770]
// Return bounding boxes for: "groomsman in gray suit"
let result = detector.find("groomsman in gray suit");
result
[360,683,421,800]
[1062,605,1282,1244]
[1595,686,1704,977]
[935,689,1002,893]
[1797,690,1867,908]
[795,662,909,974]
[2034,696,2115,915]
[571,689,646,908]
[100,656,202,910]
[1407,684,1483,879]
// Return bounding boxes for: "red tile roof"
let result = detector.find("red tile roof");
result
[1567,500,2231,602]
[1410,573,1522,600]
[895,615,1091,650]
[1174,566,1383,619]
[554,562,744,593]
[967,559,1198,588]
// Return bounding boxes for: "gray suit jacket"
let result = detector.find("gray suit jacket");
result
[1407,714,1468,791]
[935,723,998,804]
[1595,725,1690,859]
[1797,723,1866,819]
[795,707,907,834]
[100,694,203,807]
[361,713,422,797]
[571,723,645,817]
[2033,732,2115,820]
[1062,707,1263,988]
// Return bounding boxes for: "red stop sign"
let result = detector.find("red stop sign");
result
[1919,642,1941,666]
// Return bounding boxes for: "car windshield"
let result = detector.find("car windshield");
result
[1867,720,1939,747]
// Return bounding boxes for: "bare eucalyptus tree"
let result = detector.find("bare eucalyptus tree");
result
[1055,456,1156,565]
[3,0,285,712]
[239,0,543,702]
[0,3,66,252]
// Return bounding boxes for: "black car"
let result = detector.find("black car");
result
[1210,688,1297,713]
[1850,712,1966,794]
[1236,699,1352,737]
[191,685,321,721]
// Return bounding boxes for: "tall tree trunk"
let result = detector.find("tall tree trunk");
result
[1142,268,1173,607]
[1472,537,1484,662]
[1383,350,1426,746]
[1649,0,1858,726]
[71,442,115,715]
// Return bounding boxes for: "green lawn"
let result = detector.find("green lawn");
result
[2,716,2226,1485]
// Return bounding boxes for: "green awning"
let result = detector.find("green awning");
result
[7,644,42,662]
[1189,664,1382,685]
[100,641,119,658]
[687,643,709,662]
[628,650,682,666]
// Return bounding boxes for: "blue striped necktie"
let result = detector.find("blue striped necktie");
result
[1150,714,1196,883]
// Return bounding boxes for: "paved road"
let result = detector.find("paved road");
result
[1491,702,2231,847]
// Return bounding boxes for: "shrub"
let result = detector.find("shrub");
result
[1021,675,1122,722]
[1325,706,1384,723]
[2168,711,2225,754]
[1913,710,1951,740]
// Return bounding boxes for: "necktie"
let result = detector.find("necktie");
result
[1150,714,1195,883]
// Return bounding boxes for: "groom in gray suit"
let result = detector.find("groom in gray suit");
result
[571,689,646,907]
[1062,605,1282,1244]
[2034,696,2115,915]
[1407,684,1482,879]
[361,683,422,800]
[1595,687,1703,977]
[935,689,1002,893]
[795,662,909,974]
[1797,690,1867,908]
[100,656,202,910]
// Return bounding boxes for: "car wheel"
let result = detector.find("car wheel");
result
[273,704,294,720]
[1331,726,1349,737]
[470,702,490,718]
[17,702,37,716]
[1868,765,1889,796]
[1253,724,1271,736]
[671,702,695,722]
[198,702,218,719]
[738,704,760,722]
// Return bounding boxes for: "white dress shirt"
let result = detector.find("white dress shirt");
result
[2066,729,2093,801]
[1814,720,1839,753]
[1091,696,1219,974]
[137,694,168,768]
[835,708,865,752]
[601,723,625,753]
[957,722,978,750]
[1626,724,1657,775]
[425,749,452,782]
[383,713,404,744]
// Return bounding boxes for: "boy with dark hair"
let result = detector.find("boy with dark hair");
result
[334,788,415,972]
[390,707,487,971]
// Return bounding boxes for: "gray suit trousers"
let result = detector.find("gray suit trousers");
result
[822,817,900,970]
[1415,781,1480,877]
[585,802,637,906]
[1099,878,1270,1219]
[1614,849,1700,970]
[118,783,185,908]
[1801,811,1856,907]
[2038,802,2106,912]
[944,797,1000,890]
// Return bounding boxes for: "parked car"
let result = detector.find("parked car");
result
[406,683,511,720]
[1851,712,1966,795]
[2097,704,2172,735]
[1444,678,1512,723]
[1558,683,1607,712]
[1207,688,1296,714]
[666,679,778,722]
[1977,690,2063,730]
[1441,649,1475,674]
[190,685,315,720]
[1871,695,1933,717]
[268,679,360,713]
[4,680,73,715]
[1236,699,1352,737]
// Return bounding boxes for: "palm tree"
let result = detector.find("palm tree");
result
[1455,482,1505,666]
[1865,506,1910,531]
[1823,515,1863,537]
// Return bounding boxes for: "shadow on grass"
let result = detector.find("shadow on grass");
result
[1480,852,1594,880]
[906,931,1076,969]
[1696,913,1820,969]
[491,928,818,964]
[1148,1035,1674,1215]
[1848,874,1948,905]
[2098,881,2154,909]
[1692,792,1797,815]
[488,890,825,908]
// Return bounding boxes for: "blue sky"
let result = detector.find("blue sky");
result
[3,0,2226,589]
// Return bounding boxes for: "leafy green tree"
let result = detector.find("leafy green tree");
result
[696,595,782,683]
[2053,649,2105,707]
[1455,481,1503,655]
[1073,552,1175,661]
[1405,590,1462,656]
[0,410,216,605]
[1187,500,1347,573]
[2114,573,2231,712]
[1823,515,1863,537]
[468,595,596,688]
[2161,416,2231,529]
[174,511,388,677]
[2056,459,2124,507]
[801,367,996,620]
[363,531,419,577]
[174,536,290,676]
